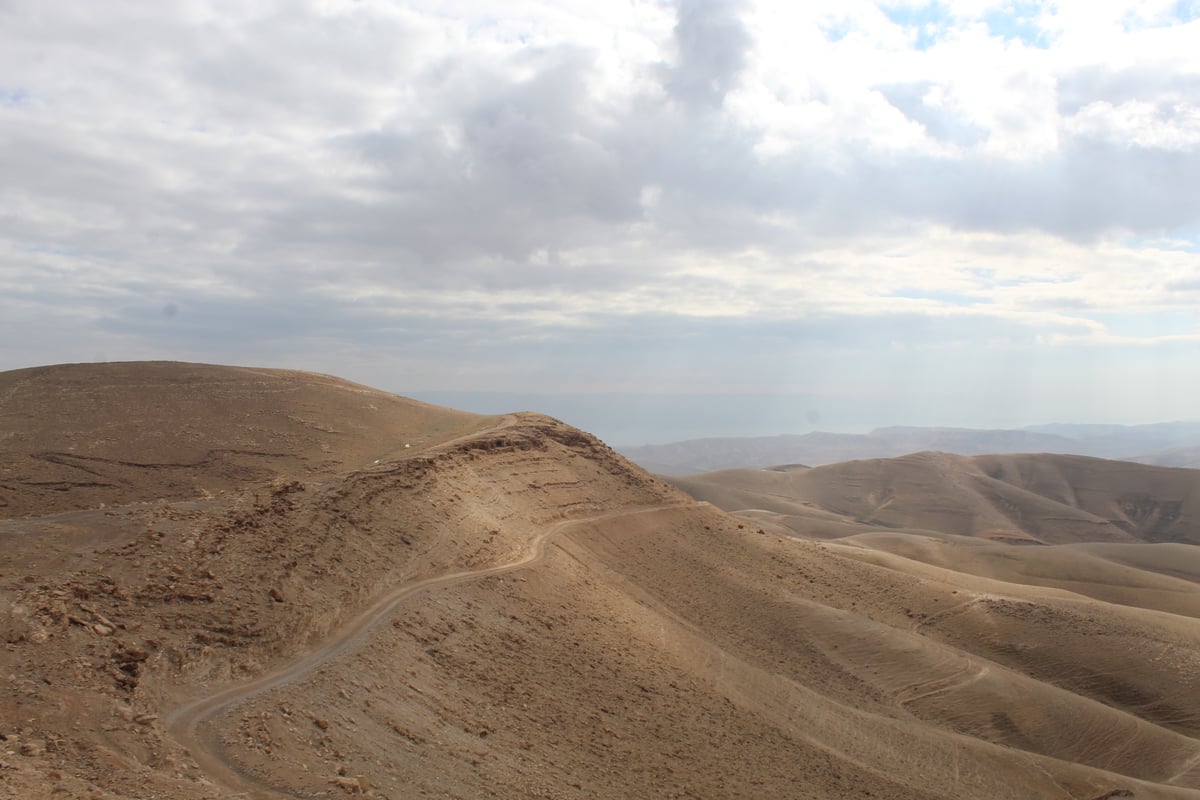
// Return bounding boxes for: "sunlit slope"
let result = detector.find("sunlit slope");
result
[0,361,480,517]
[836,533,1200,619]
[0,375,685,799]
[823,538,1200,735]
[571,507,1200,798]
[202,501,1200,800]
[673,450,1200,544]
[660,449,1200,794]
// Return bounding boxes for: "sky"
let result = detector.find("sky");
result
[2,0,1199,443]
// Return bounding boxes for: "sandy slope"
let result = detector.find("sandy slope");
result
[673,451,1200,544]
[166,502,684,798]
[0,361,479,518]
[2,363,1199,800]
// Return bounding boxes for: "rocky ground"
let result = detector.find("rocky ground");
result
[2,363,1199,799]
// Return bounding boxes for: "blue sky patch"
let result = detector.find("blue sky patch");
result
[877,81,988,146]
[1123,0,1200,30]
[1172,0,1200,23]
[983,2,1053,48]
[0,87,31,107]
[879,2,952,50]
[1094,310,1200,339]
[819,17,853,43]
[1120,228,1200,254]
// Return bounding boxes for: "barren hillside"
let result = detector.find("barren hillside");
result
[2,363,1199,799]
[673,451,1200,545]
[0,361,482,518]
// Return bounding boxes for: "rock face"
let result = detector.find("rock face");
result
[1,362,1199,800]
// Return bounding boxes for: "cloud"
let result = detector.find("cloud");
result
[664,0,752,108]
[1,0,1198,435]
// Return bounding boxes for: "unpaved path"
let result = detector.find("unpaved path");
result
[166,501,684,798]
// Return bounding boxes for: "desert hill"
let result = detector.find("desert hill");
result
[0,361,480,518]
[2,362,1199,799]
[672,450,1200,545]
[1131,445,1200,469]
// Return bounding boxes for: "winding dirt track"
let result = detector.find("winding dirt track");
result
[166,502,682,798]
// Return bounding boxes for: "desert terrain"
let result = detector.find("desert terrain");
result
[619,423,1200,475]
[2,362,1199,799]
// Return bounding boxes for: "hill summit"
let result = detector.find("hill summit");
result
[0,361,480,517]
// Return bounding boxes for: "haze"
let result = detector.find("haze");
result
[2,0,1199,441]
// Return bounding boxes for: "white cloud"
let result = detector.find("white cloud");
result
[1,0,1199,432]
[1064,99,1200,149]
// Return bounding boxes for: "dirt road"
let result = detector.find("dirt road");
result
[166,501,684,798]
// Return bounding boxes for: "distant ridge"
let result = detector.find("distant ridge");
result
[618,422,1200,475]
[670,450,1200,545]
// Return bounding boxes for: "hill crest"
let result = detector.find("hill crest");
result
[0,361,481,517]
[671,449,1200,545]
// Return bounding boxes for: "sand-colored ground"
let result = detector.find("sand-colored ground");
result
[2,363,1199,799]
[673,451,1200,544]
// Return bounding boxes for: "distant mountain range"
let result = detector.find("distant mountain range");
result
[617,422,1200,475]
[667,450,1200,545]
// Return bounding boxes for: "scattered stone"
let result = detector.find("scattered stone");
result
[312,716,330,731]
[115,646,150,663]
[1,602,33,643]
[133,713,158,726]
[331,775,362,793]
[93,624,114,637]
[20,740,44,757]
[269,588,285,603]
